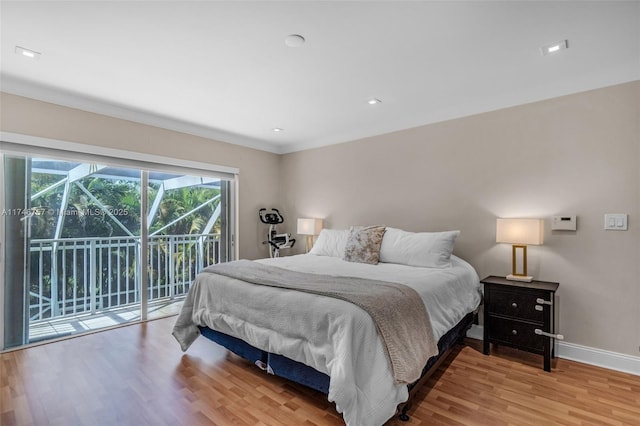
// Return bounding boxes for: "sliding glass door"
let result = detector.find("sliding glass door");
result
[2,152,233,350]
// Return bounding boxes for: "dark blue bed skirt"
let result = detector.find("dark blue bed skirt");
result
[198,312,474,394]
[199,325,331,393]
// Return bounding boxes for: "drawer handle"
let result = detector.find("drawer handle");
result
[511,302,518,308]
[536,298,553,305]
[535,305,544,311]
[534,329,564,340]
[511,329,518,335]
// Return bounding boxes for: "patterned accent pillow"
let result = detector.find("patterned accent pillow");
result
[342,225,386,264]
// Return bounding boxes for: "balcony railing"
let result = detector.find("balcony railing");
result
[29,233,220,322]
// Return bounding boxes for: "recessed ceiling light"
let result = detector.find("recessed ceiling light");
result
[285,34,305,48]
[15,46,41,60]
[367,98,382,105]
[540,40,568,56]
[272,128,284,132]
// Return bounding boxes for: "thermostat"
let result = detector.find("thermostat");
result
[551,215,577,231]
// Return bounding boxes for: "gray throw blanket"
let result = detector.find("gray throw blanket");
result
[203,259,438,384]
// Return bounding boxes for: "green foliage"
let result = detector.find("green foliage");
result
[30,171,221,239]
[151,187,219,235]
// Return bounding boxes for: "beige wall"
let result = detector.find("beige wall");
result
[280,81,640,357]
[0,92,280,260]
[2,81,639,357]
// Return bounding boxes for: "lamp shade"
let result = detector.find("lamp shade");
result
[297,218,323,236]
[496,218,544,245]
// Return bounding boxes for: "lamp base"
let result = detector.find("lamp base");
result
[506,274,533,283]
[305,235,314,253]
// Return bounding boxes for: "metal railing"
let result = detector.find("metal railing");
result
[28,233,220,321]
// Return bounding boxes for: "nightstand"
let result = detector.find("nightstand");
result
[481,276,559,372]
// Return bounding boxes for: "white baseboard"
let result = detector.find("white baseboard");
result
[466,323,484,340]
[466,325,640,376]
[556,341,640,376]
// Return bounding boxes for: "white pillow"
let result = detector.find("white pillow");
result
[379,228,460,268]
[309,229,350,258]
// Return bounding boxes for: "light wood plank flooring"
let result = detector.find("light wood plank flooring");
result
[2,316,639,425]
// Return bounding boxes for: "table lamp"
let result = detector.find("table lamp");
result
[297,218,323,253]
[496,218,544,282]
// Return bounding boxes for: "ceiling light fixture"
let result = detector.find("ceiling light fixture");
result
[272,128,284,132]
[15,46,41,60]
[285,34,305,48]
[540,40,568,56]
[367,98,382,105]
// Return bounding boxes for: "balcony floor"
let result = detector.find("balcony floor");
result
[29,298,184,343]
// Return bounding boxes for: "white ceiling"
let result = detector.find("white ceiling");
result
[1,1,639,154]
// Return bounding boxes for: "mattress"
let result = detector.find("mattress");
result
[173,253,481,425]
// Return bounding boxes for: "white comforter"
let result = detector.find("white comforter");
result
[173,254,481,426]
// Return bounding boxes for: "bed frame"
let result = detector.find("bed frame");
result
[198,311,475,422]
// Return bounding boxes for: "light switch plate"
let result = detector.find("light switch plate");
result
[604,213,628,230]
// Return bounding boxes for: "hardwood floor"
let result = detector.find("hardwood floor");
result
[2,316,639,425]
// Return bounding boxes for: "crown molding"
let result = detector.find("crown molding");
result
[1,74,283,154]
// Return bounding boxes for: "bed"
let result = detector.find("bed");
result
[173,227,482,425]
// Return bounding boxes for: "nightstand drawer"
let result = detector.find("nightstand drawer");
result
[481,276,559,372]
[487,317,545,352]
[487,288,546,323]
